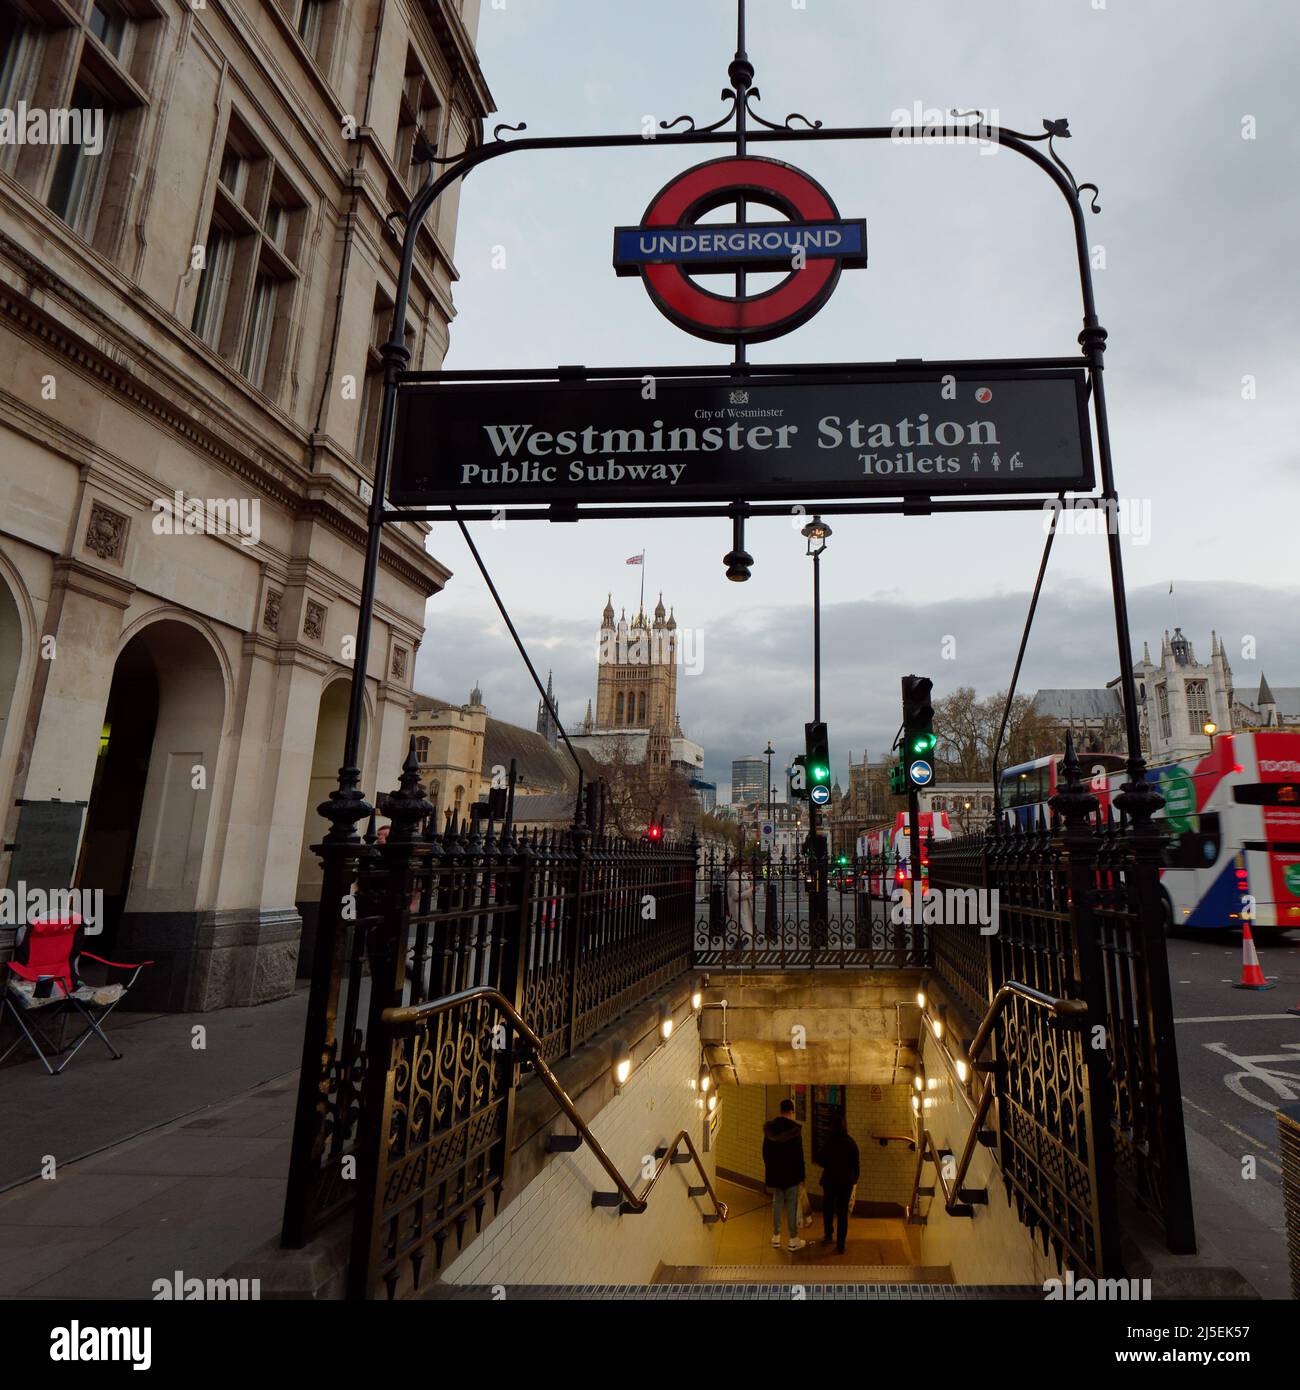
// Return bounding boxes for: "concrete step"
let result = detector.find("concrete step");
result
[654,1262,956,1285]
[427,1279,1043,1300]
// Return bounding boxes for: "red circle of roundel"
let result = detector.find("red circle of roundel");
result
[637,156,846,345]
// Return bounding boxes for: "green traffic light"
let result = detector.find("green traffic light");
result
[910,733,937,756]
[810,763,829,783]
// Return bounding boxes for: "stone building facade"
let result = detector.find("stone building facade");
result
[0,1,492,1008]
[1032,628,1292,767]
[408,685,600,832]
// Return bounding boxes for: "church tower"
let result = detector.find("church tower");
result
[595,592,678,732]
[535,669,559,747]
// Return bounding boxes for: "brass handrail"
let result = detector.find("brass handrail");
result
[909,980,1088,1220]
[382,985,727,1223]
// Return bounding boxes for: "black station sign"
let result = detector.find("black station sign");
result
[388,367,1095,508]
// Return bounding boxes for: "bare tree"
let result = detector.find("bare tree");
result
[595,741,699,839]
[932,687,1059,780]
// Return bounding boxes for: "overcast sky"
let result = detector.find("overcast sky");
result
[411,0,1299,798]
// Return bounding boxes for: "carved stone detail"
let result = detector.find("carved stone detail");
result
[84,502,128,562]
[263,589,282,634]
[304,599,326,642]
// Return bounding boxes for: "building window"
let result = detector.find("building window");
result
[1185,679,1211,735]
[294,0,324,54]
[415,736,429,763]
[88,1,127,58]
[637,691,647,724]
[191,112,305,396]
[395,49,442,195]
[0,10,44,114]
[239,273,276,389]
[615,692,624,724]
[0,1,158,254]
[1155,682,1171,742]
[191,227,235,348]
[46,77,115,236]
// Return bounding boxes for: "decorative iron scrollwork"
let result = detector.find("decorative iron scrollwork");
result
[659,88,739,136]
[492,120,528,142]
[744,88,823,132]
[988,113,1102,213]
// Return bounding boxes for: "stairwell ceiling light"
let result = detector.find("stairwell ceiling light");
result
[911,1094,920,1115]
[698,1064,712,1093]
[659,1000,674,1042]
[913,1075,923,1092]
[916,990,926,1010]
[691,980,704,1012]
[955,1058,969,1084]
[931,1016,943,1041]
[707,1092,717,1113]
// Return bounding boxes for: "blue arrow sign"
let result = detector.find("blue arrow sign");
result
[908,759,934,787]
[810,784,831,806]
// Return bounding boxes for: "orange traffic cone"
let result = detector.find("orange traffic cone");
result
[1233,921,1275,991]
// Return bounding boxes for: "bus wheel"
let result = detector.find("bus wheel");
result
[1160,891,1178,938]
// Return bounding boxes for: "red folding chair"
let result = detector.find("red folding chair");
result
[1,917,152,1075]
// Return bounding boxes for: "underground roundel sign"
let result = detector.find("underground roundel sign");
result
[614,156,867,345]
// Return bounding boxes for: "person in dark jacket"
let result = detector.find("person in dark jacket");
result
[818,1113,860,1253]
[763,1099,807,1250]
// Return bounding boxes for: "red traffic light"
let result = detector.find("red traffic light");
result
[647,821,663,841]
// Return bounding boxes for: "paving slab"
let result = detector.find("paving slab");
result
[0,988,308,1189]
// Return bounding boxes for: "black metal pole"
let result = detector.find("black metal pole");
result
[991,493,1065,820]
[809,545,828,944]
[317,158,436,845]
[731,0,751,373]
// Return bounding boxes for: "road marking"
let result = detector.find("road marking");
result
[1203,1040,1300,1113]
[1182,1096,1284,1175]
[1175,1013,1300,1023]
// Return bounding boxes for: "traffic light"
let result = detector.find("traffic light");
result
[901,675,936,759]
[804,722,830,787]
[645,818,664,842]
[889,754,906,795]
[790,754,809,800]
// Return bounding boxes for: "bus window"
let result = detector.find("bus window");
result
[1232,783,1300,807]
[1170,811,1221,869]
[1003,766,1049,809]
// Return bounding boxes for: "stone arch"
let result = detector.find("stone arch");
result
[294,673,370,974]
[75,616,227,950]
[0,557,37,869]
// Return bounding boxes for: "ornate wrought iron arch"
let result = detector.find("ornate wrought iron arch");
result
[321,10,1158,861]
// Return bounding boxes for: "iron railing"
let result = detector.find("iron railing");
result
[928,736,1195,1270]
[281,747,697,1251]
[355,985,727,1299]
[693,845,927,969]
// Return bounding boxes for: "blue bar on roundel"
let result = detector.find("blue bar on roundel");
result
[612,219,866,272]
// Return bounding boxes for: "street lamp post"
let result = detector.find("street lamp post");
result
[1203,720,1218,751]
[801,515,832,947]
[763,739,777,939]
